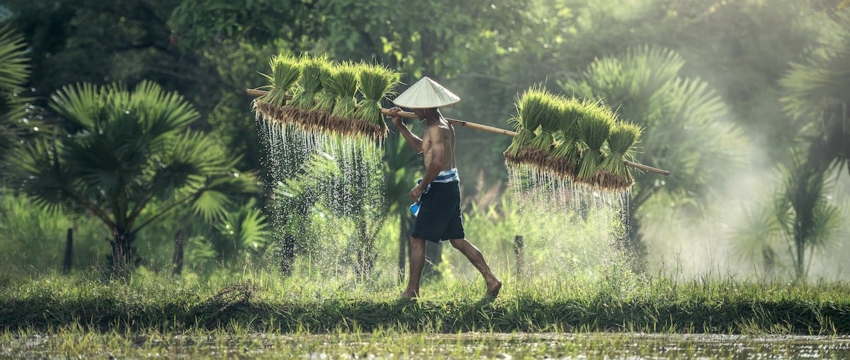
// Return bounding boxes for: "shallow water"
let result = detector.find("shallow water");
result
[6,332,850,359]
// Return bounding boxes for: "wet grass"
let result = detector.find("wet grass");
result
[3,327,850,359]
[2,270,850,336]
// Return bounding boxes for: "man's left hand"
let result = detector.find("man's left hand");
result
[410,185,424,201]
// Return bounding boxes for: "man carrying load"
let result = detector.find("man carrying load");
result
[388,77,502,299]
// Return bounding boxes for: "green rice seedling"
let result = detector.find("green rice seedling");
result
[312,64,338,115]
[288,55,332,130]
[526,95,562,163]
[575,100,616,184]
[598,121,642,189]
[504,128,535,164]
[259,54,301,107]
[512,86,548,132]
[504,87,557,165]
[353,63,400,140]
[327,62,360,134]
[290,55,329,110]
[546,97,584,179]
[329,62,359,118]
[546,130,579,179]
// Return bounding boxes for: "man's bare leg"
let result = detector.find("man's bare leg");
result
[401,237,426,298]
[449,238,502,297]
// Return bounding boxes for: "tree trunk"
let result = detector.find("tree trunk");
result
[423,240,443,280]
[279,233,296,276]
[172,229,184,277]
[63,229,73,275]
[109,229,136,275]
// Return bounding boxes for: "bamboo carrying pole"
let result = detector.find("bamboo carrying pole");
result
[246,89,670,176]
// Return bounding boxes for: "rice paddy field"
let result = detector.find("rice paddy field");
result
[3,271,850,359]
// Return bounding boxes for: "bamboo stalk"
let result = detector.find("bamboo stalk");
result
[246,88,670,176]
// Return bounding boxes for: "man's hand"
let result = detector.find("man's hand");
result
[410,185,424,201]
[389,107,403,128]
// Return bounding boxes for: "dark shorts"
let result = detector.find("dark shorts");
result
[411,181,465,243]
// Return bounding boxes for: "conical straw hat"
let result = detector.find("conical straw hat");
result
[392,77,460,109]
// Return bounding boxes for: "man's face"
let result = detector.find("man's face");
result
[413,109,427,121]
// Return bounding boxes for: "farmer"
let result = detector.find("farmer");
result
[388,77,502,299]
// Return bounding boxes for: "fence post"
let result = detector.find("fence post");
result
[63,229,73,274]
[173,229,184,276]
[514,235,524,277]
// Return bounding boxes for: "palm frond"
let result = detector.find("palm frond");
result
[0,25,29,94]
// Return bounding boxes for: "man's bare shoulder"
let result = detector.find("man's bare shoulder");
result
[425,122,452,140]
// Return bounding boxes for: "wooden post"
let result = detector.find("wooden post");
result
[514,235,524,277]
[173,229,184,277]
[63,229,73,274]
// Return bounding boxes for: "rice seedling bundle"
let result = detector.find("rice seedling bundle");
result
[545,97,586,179]
[260,54,301,107]
[504,87,558,166]
[312,64,338,115]
[504,128,535,164]
[575,101,616,183]
[254,54,302,124]
[287,55,332,130]
[527,95,561,155]
[353,63,400,140]
[597,121,641,189]
[513,87,548,132]
[329,62,359,119]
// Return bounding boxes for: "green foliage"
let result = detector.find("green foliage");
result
[780,9,850,174]
[562,45,748,201]
[10,81,259,270]
[0,25,28,94]
[0,192,107,277]
[272,135,387,275]
[733,150,843,281]
[169,0,321,50]
[776,151,843,280]
[210,198,270,263]
[0,25,37,171]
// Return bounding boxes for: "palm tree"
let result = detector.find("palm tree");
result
[775,150,842,280]
[11,81,258,272]
[780,9,850,176]
[560,46,749,267]
[764,9,850,281]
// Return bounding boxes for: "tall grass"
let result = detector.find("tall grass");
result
[0,192,107,280]
[3,266,850,335]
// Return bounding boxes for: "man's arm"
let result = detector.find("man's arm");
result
[389,107,423,153]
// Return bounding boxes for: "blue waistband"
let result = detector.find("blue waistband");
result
[433,168,459,183]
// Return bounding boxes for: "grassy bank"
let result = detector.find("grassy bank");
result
[3,270,850,335]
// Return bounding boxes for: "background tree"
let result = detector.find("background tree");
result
[560,47,749,266]
[780,9,850,175]
[11,81,258,272]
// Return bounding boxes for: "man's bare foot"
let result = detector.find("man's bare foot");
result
[486,279,502,298]
[400,289,419,299]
